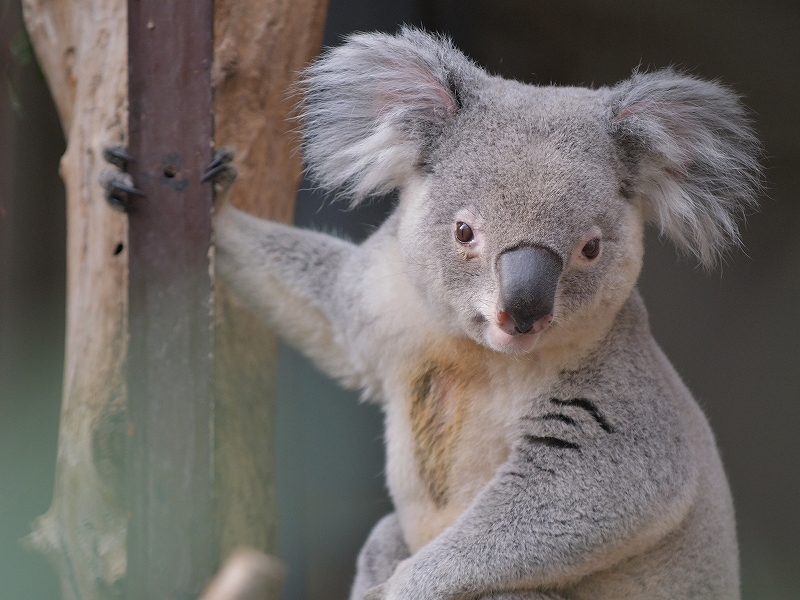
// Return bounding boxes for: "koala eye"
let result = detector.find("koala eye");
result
[455,222,474,243]
[582,238,601,260]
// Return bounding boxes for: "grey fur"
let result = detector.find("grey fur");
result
[609,69,762,266]
[213,28,762,600]
[351,514,409,600]
[301,29,486,204]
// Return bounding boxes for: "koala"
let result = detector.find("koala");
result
[106,27,762,600]
[212,29,762,600]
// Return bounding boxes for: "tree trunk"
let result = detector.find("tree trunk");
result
[211,0,328,562]
[21,0,327,597]
[22,2,129,597]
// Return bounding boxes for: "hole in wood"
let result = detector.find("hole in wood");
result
[114,242,124,255]
[163,166,177,178]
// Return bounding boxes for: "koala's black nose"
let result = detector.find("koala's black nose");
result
[497,245,562,335]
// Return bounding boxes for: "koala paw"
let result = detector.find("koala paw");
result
[363,583,388,600]
[201,147,238,202]
[99,145,143,212]
[478,593,567,600]
[373,557,416,600]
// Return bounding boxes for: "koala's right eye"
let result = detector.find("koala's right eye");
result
[456,222,474,243]
[582,238,601,260]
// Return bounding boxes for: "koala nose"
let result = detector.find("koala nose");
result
[497,245,562,335]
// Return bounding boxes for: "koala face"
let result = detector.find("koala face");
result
[302,28,761,354]
[397,82,645,353]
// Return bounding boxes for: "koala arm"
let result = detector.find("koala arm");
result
[354,516,566,600]
[214,203,362,384]
[351,514,410,600]
[380,377,698,599]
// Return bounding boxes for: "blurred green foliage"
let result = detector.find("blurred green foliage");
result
[5,26,36,115]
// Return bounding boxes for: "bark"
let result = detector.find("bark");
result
[21,0,328,597]
[21,2,129,597]
[212,0,328,562]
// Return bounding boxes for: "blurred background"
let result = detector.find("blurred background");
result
[1,0,798,598]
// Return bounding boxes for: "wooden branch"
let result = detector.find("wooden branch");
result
[213,0,328,221]
[22,2,129,598]
[199,548,285,600]
[211,0,328,561]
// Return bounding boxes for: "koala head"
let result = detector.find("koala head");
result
[301,28,761,354]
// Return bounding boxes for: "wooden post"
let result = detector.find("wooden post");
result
[125,0,216,596]
[21,0,328,597]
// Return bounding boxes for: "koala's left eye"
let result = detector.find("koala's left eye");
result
[582,238,601,259]
[456,222,474,243]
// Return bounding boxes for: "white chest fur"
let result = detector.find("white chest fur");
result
[382,344,556,552]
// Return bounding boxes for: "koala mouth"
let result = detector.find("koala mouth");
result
[496,310,553,336]
[484,310,554,354]
[485,317,548,353]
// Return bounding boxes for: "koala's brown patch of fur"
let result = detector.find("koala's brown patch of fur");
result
[409,364,462,506]
[408,355,481,507]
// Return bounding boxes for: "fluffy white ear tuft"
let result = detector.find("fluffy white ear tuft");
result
[300,27,484,204]
[609,69,763,267]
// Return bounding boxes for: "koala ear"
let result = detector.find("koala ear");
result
[300,27,483,204]
[609,69,763,267]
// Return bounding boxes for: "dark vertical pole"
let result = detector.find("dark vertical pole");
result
[126,1,215,597]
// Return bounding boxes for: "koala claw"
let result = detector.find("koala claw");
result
[201,147,237,184]
[102,145,134,170]
[100,144,143,212]
[99,167,143,212]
